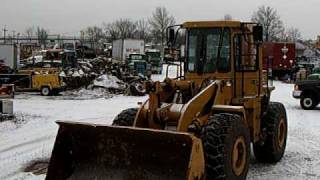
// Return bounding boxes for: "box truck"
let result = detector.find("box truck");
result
[0,44,19,70]
[112,39,145,63]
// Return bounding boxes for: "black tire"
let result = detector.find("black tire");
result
[129,82,146,96]
[300,94,318,110]
[201,113,250,180]
[40,86,51,96]
[112,108,138,126]
[253,102,288,163]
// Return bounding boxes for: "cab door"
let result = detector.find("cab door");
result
[233,34,260,98]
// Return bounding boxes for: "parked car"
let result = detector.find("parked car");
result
[293,75,320,110]
[307,73,320,80]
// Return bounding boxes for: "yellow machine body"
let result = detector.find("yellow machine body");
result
[46,21,274,180]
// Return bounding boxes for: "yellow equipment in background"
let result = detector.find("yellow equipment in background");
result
[0,70,64,96]
[31,73,64,96]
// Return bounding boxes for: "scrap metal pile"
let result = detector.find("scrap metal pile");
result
[59,57,147,96]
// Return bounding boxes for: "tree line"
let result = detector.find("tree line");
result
[86,6,175,47]
[21,5,303,48]
[251,5,301,42]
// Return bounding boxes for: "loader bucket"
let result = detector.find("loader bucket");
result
[46,121,203,180]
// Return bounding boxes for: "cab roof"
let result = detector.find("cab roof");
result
[182,21,241,28]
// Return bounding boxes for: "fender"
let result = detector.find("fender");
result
[211,105,247,126]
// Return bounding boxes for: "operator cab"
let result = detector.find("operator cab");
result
[181,21,262,75]
[166,21,264,99]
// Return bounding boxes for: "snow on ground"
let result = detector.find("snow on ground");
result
[0,65,320,179]
[248,81,320,180]
[0,94,147,180]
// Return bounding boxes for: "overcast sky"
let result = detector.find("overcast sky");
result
[1,0,319,39]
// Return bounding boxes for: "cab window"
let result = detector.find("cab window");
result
[218,28,231,72]
[234,34,258,71]
[187,28,231,73]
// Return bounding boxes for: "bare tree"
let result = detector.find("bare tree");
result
[25,26,35,41]
[149,7,175,47]
[135,19,151,42]
[84,26,105,41]
[116,19,136,39]
[103,22,119,41]
[83,26,105,48]
[104,19,137,41]
[36,27,48,48]
[285,27,302,42]
[251,5,284,42]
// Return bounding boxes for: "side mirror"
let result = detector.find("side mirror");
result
[253,25,263,42]
[168,28,175,45]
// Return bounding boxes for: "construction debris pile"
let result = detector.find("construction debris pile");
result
[59,57,148,97]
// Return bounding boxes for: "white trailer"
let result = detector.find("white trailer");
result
[112,39,145,63]
[0,44,19,70]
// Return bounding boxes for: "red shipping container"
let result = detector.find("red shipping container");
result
[262,42,296,72]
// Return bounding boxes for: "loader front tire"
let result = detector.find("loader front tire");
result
[112,108,138,126]
[253,102,287,163]
[201,113,250,180]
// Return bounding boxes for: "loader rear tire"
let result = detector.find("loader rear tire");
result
[253,102,287,163]
[112,108,138,126]
[201,113,250,180]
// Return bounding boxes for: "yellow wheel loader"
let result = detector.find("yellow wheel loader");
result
[46,21,288,180]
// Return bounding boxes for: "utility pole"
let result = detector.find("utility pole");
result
[12,30,16,44]
[16,33,20,44]
[3,26,8,43]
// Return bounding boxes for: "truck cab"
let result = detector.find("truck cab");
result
[293,74,320,110]
[145,49,163,74]
[126,53,152,78]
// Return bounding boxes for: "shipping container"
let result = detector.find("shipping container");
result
[262,42,296,78]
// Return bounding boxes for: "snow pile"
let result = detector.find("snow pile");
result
[56,75,126,100]
[93,74,126,89]
[0,112,43,133]
[59,88,114,100]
